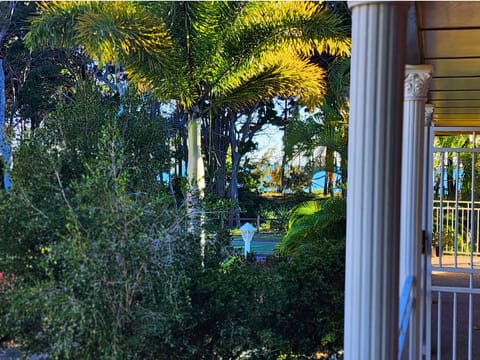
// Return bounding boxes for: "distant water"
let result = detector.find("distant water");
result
[260,169,343,193]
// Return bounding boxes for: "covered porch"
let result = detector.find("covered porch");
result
[345,2,480,359]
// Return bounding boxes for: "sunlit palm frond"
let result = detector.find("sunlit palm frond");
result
[75,3,173,64]
[26,1,184,102]
[292,3,351,57]
[213,50,326,111]
[222,1,350,68]
[207,1,349,113]
[25,1,88,51]
[276,198,346,256]
[287,200,322,228]
[27,1,174,65]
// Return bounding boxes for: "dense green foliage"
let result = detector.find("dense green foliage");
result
[185,241,345,359]
[0,84,170,280]
[1,131,193,359]
[277,198,346,255]
[25,0,351,215]
[0,85,345,359]
[0,2,350,358]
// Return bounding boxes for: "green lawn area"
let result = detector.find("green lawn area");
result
[231,233,282,254]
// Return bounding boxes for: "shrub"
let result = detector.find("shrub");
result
[1,124,194,359]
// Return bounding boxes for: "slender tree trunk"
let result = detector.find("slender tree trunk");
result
[213,144,227,197]
[227,113,241,227]
[186,111,205,195]
[205,114,228,197]
[325,147,335,196]
[0,59,11,192]
[185,109,206,261]
[341,156,348,198]
[279,150,287,194]
[217,114,230,198]
[446,157,455,200]
[229,152,241,227]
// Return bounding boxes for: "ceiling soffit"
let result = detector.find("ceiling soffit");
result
[416,1,480,127]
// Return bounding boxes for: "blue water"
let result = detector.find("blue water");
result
[260,170,343,193]
[434,167,464,194]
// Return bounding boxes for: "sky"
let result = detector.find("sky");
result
[250,124,284,164]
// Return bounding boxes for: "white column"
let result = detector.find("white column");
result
[400,65,432,359]
[422,103,434,358]
[345,2,407,360]
[422,104,434,233]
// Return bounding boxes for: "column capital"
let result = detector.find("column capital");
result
[404,64,433,100]
[425,104,434,127]
[349,1,409,10]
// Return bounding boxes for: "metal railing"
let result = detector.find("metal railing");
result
[433,200,480,255]
[399,276,415,360]
[430,197,478,360]
[428,138,480,359]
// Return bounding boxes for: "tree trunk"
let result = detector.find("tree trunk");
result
[205,113,229,197]
[325,147,335,196]
[341,155,347,198]
[229,152,241,227]
[0,59,11,192]
[185,109,206,261]
[228,113,241,227]
[446,156,455,200]
[186,111,205,195]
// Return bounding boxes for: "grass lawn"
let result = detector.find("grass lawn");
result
[231,233,282,254]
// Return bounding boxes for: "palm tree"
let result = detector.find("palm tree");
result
[25,1,351,216]
[283,56,350,196]
[7,5,354,352]
[276,197,346,256]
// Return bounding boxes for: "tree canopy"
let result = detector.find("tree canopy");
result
[26,1,351,197]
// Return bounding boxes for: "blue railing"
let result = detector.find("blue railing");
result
[398,275,414,360]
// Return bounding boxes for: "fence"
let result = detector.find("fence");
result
[432,200,480,255]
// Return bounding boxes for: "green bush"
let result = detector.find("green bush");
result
[1,124,195,359]
[180,241,345,359]
[0,83,345,359]
[277,198,346,255]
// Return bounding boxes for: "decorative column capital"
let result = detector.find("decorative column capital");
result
[404,64,433,100]
[425,104,434,127]
[349,1,408,10]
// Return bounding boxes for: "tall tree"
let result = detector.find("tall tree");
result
[284,56,350,196]
[26,1,350,216]
[0,2,17,191]
[0,2,87,195]
[0,60,9,191]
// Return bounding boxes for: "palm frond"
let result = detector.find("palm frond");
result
[75,2,173,64]
[221,1,350,71]
[26,1,175,64]
[26,1,186,103]
[212,50,326,111]
[25,1,88,51]
[276,198,346,256]
[286,200,322,228]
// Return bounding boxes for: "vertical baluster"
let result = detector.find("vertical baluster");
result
[425,118,434,360]
[468,293,473,360]
[455,152,460,264]
[440,152,445,265]
[437,292,442,360]
[461,208,465,254]
[452,293,457,360]
[470,138,476,271]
